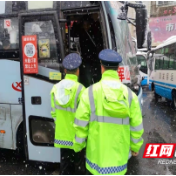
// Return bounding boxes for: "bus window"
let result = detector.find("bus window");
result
[155,48,164,70]
[155,58,160,70]
[166,43,175,69]
[169,54,175,69]
[163,57,169,69]
[174,56,176,70]
[137,55,146,66]
[0,18,19,50]
[158,57,163,69]
[155,48,162,55]
[12,1,26,12]
[24,20,59,70]
[137,55,147,74]
[130,56,137,65]
[163,46,169,70]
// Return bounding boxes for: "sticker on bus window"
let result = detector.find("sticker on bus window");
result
[22,35,38,74]
[49,72,61,80]
[24,76,29,85]
[4,19,11,29]
[39,39,50,58]
[117,66,131,84]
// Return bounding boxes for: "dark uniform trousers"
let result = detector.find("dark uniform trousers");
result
[60,148,86,175]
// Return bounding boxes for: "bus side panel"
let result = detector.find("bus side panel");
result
[0,60,21,104]
[0,104,13,149]
[141,76,148,86]
[155,85,172,100]
[24,76,60,162]
[152,70,176,100]
[11,105,23,150]
[149,81,152,90]
[0,60,22,150]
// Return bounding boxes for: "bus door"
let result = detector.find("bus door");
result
[19,11,64,162]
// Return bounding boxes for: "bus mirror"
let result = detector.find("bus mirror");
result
[135,7,147,49]
[117,3,128,20]
[147,31,152,51]
[117,12,127,20]
[117,2,147,48]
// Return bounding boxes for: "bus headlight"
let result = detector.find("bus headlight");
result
[134,85,139,90]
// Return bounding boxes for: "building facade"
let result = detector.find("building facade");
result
[149,1,176,46]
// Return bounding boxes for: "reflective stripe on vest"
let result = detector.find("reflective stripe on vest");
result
[130,122,143,131]
[130,136,143,144]
[51,107,55,112]
[74,85,143,145]
[75,135,86,143]
[127,87,133,107]
[74,118,89,127]
[86,158,127,174]
[54,84,83,113]
[88,85,130,125]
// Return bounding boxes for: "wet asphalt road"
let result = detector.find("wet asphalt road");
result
[127,86,176,175]
[0,87,176,175]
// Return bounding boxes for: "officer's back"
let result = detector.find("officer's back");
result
[50,53,85,174]
[74,49,144,175]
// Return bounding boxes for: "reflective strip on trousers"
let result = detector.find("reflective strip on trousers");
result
[130,137,143,143]
[130,122,143,131]
[88,85,130,125]
[54,84,83,112]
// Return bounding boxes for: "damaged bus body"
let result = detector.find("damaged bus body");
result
[0,1,147,163]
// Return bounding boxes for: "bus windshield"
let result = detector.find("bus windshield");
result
[137,55,147,67]
[137,54,147,75]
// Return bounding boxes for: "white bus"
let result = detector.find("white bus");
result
[0,1,146,164]
[149,36,176,108]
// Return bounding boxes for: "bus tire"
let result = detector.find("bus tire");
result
[152,83,154,91]
[172,90,176,109]
[154,92,159,103]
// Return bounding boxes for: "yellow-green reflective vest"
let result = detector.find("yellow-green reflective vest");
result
[50,74,85,149]
[74,70,144,175]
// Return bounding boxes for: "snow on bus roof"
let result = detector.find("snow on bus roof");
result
[137,48,148,52]
[154,36,176,50]
[136,51,147,55]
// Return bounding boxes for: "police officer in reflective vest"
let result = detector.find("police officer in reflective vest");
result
[73,49,144,175]
[50,53,85,174]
